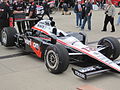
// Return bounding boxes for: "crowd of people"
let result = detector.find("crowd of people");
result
[74,0,92,31]
[73,0,120,32]
[0,0,73,35]
[0,0,54,41]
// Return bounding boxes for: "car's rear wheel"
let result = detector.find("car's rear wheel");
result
[44,44,69,74]
[98,37,120,60]
[1,27,17,47]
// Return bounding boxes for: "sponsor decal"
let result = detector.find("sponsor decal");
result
[38,21,50,26]
[79,66,103,73]
[37,24,45,29]
[81,48,90,52]
[82,47,96,52]
[44,21,50,26]
[74,70,86,79]
[30,42,42,57]
[25,39,42,57]
[93,52,100,55]
[79,67,96,73]
[25,39,40,49]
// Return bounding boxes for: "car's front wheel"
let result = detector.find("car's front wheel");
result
[98,37,120,60]
[44,44,69,74]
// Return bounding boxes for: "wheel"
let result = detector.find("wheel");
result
[1,27,17,47]
[44,44,69,74]
[98,37,120,60]
[118,2,120,7]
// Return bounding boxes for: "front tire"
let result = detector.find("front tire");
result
[44,44,69,74]
[1,27,17,47]
[98,37,120,60]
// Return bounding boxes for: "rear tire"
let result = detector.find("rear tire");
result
[44,44,69,74]
[98,37,120,60]
[1,27,17,47]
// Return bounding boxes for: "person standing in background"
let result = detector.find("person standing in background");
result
[61,2,71,15]
[101,0,115,32]
[12,0,26,34]
[27,0,36,18]
[27,0,37,28]
[0,0,11,42]
[41,0,51,20]
[117,11,120,25]
[81,2,86,25]
[81,0,92,31]
[74,1,82,28]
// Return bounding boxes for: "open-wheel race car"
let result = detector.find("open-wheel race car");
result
[1,19,120,80]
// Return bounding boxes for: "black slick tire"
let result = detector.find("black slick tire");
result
[98,37,120,60]
[44,44,69,74]
[1,27,17,47]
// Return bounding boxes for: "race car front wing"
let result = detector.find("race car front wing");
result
[72,60,120,80]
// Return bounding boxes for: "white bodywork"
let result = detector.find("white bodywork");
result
[32,20,120,72]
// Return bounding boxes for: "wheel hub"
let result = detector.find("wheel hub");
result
[2,31,7,44]
[49,54,56,65]
[46,50,59,69]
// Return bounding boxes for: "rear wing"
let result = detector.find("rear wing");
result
[72,60,120,80]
